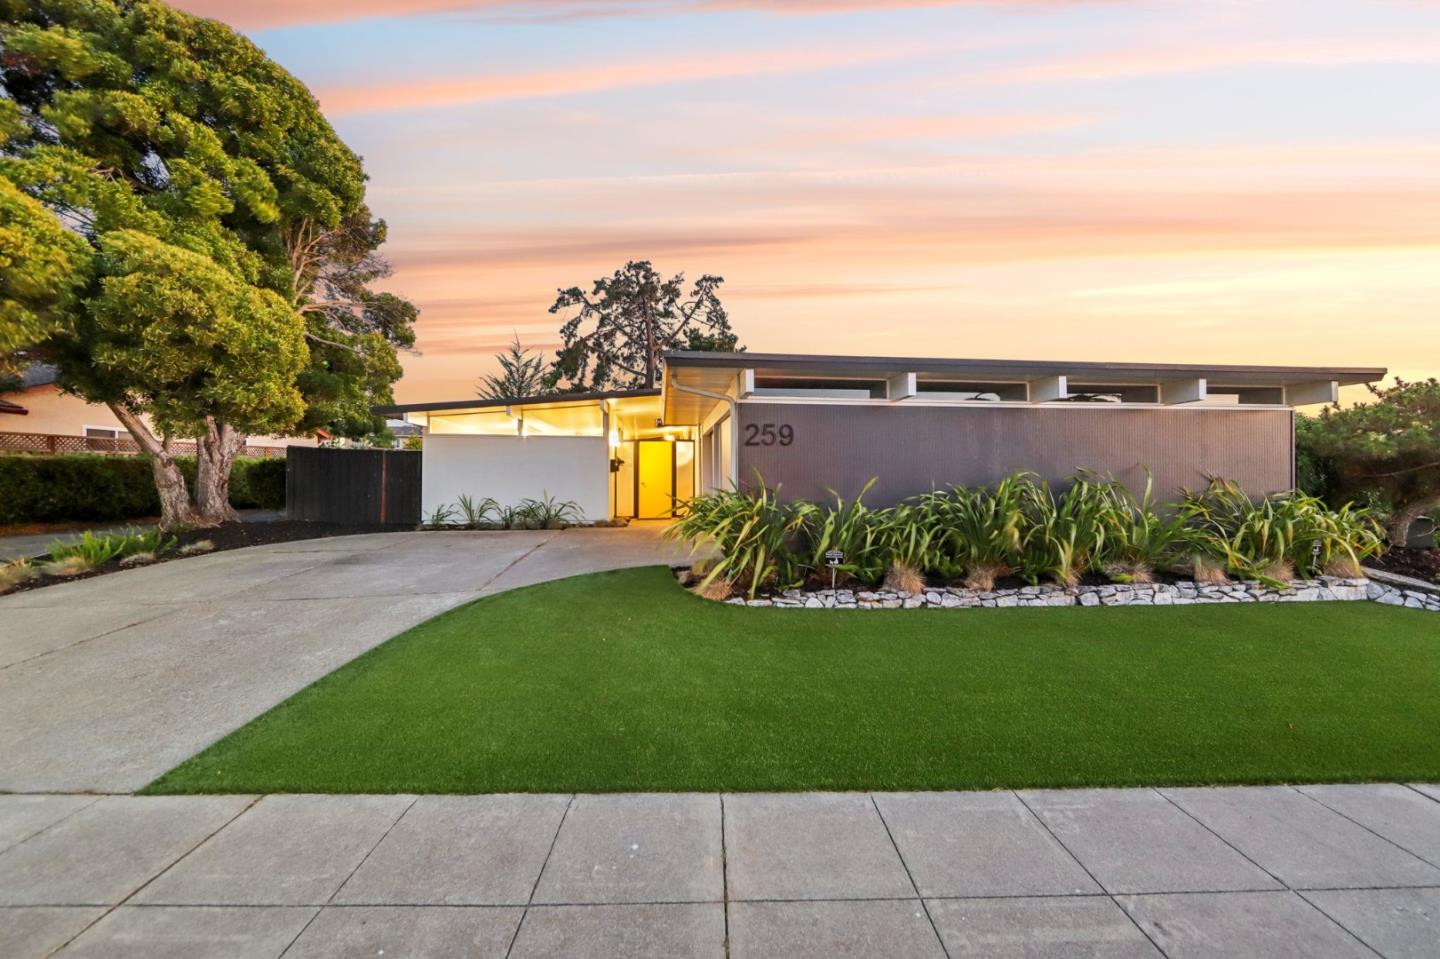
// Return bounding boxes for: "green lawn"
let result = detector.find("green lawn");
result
[146,567,1440,795]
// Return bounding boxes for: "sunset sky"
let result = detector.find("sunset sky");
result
[177,0,1440,403]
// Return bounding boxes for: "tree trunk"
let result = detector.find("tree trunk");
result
[194,417,244,525]
[1387,494,1440,548]
[107,402,202,531]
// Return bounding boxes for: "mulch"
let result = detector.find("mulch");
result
[1367,548,1440,586]
[2,520,402,595]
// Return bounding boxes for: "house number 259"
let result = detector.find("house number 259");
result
[743,423,794,447]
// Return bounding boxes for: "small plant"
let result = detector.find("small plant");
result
[496,504,524,529]
[423,503,459,527]
[0,558,36,591]
[119,551,157,567]
[47,530,127,567]
[178,540,216,556]
[42,555,93,578]
[516,493,583,530]
[456,494,500,528]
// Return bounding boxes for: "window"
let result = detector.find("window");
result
[752,377,886,399]
[83,426,124,439]
[916,380,1028,402]
[1060,384,1160,404]
[1205,386,1286,406]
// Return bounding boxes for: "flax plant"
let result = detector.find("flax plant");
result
[801,479,889,588]
[1091,471,1190,584]
[918,474,1030,590]
[667,480,809,599]
[1016,475,1112,588]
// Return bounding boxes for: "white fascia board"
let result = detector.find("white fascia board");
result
[738,369,755,398]
[1285,380,1339,406]
[1029,375,1068,403]
[1161,377,1207,405]
[886,372,917,401]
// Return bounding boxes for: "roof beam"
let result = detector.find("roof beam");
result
[887,372,917,401]
[1285,380,1339,406]
[1029,375,1068,403]
[738,369,755,399]
[1161,377,1207,405]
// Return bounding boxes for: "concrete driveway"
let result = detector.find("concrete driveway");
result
[0,526,692,794]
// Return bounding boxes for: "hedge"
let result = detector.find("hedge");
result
[0,454,287,525]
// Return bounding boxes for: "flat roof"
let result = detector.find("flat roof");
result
[374,388,661,416]
[663,351,1386,386]
[663,350,1386,424]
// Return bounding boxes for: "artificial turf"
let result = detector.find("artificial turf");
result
[145,566,1440,794]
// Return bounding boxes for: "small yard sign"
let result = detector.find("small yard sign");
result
[824,549,845,589]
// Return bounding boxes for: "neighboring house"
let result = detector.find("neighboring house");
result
[376,351,1386,523]
[0,365,316,457]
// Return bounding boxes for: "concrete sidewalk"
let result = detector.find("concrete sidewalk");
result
[0,526,692,793]
[2,785,1438,958]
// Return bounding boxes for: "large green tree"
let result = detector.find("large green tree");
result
[1298,378,1440,547]
[545,260,741,393]
[0,0,415,526]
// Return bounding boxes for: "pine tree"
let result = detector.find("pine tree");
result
[477,334,549,400]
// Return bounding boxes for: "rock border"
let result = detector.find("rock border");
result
[714,576,1438,613]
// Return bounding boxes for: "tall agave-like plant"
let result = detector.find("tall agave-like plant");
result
[878,501,940,593]
[1016,474,1111,588]
[1091,470,1190,584]
[802,479,889,588]
[918,474,1030,590]
[666,479,809,599]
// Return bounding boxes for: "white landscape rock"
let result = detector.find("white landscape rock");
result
[713,573,1436,613]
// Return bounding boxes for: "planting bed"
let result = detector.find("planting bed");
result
[0,520,401,595]
[1369,546,1440,586]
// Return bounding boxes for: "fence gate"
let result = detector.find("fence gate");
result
[286,447,421,525]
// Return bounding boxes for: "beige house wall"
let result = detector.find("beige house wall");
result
[1,384,317,449]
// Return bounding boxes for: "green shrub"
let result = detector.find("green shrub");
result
[228,458,287,510]
[0,454,287,524]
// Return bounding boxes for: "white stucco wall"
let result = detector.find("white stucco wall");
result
[422,434,611,521]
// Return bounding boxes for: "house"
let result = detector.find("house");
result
[375,352,1386,522]
[0,365,315,457]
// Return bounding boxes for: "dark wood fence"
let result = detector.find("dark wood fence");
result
[286,447,421,525]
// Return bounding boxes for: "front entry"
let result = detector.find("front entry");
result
[621,439,695,519]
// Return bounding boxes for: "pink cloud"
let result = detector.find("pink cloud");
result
[175,0,1084,31]
[973,35,1440,84]
[316,41,956,114]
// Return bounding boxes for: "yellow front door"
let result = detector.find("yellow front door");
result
[637,441,673,518]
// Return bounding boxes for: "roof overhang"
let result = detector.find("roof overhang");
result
[374,388,662,418]
[662,351,1386,423]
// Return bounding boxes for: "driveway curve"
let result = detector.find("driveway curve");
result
[0,526,691,794]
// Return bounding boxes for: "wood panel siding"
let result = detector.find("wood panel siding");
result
[736,402,1294,504]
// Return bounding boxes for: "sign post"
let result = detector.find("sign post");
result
[824,548,845,590]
